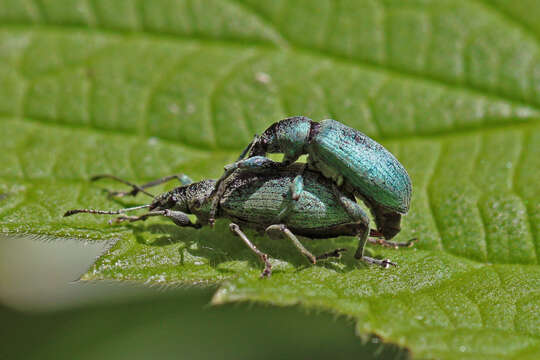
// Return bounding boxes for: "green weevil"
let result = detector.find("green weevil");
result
[209,117,412,248]
[64,164,412,277]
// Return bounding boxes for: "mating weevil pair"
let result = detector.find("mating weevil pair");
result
[210,117,412,241]
[64,117,414,277]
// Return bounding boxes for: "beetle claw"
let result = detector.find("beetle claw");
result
[260,254,272,278]
[360,256,397,268]
[368,237,417,249]
[316,248,347,261]
[260,267,272,278]
[406,238,418,247]
[381,259,397,268]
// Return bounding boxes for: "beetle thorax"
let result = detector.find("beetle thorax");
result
[274,116,312,161]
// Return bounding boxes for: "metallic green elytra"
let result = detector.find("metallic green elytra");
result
[64,167,412,277]
[211,117,412,241]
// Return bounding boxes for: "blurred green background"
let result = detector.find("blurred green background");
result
[0,235,407,360]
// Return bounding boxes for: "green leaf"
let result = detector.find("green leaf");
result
[1,0,540,358]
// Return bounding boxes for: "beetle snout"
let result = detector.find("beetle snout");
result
[380,226,401,240]
[376,211,402,240]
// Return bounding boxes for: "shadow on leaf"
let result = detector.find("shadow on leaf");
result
[121,219,383,276]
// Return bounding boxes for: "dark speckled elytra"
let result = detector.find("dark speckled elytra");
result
[63,166,412,278]
[209,116,412,247]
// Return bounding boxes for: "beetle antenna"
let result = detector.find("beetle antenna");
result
[63,204,151,217]
[236,134,258,161]
[91,174,155,198]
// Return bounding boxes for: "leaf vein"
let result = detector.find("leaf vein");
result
[512,131,539,262]
[425,142,445,251]
[84,0,98,27]
[492,266,519,334]
[223,0,290,48]
[473,0,540,47]
[140,46,203,138]
[208,50,261,148]
[471,135,489,262]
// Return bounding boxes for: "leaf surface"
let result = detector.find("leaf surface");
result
[1,1,540,358]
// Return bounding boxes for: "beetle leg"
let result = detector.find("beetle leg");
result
[223,156,283,177]
[333,186,370,226]
[351,224,398,268]
[139,174,193,186]
[330,186,387,265]
[368,229,417,248]
[289,175,304,201]
[331,187,397,267]
[236,134,258,161]
[112,210,169,222]
[353,228,397,268]
[361,257,397,268]
[315,248,347,261]
[113,209,201,228]
[275,174,305,221]
[353,224,370,260]
[91,173,192,198]
[90,174,154,198]
[367,237,417,249]
[230,223,272,278]
[265,224,316,264]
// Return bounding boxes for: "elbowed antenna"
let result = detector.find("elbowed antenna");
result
[63,204,151,217]
[91,174,155,198]
[236,134,258,161]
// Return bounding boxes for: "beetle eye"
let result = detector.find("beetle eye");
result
[191,199,202,209]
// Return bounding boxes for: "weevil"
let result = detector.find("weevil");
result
[209,116,412,242]
[64,164,413,277]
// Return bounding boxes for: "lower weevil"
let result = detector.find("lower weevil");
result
[64,164,414,277]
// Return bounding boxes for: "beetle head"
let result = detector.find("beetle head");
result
[250,116,313,162]
[150,180,216,214]
[375,210,401,240]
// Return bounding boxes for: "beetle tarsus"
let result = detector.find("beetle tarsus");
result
[105,189,138,198]
[260,254,272,278]
[91,174,154,198]
[368,237,417,249]
[316,248,347,261]
[92,173,193,199]
[112,215,141,223]
[361,256,397,268]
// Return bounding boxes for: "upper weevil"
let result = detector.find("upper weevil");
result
[209,116,412,242]
[64,165,413,277]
